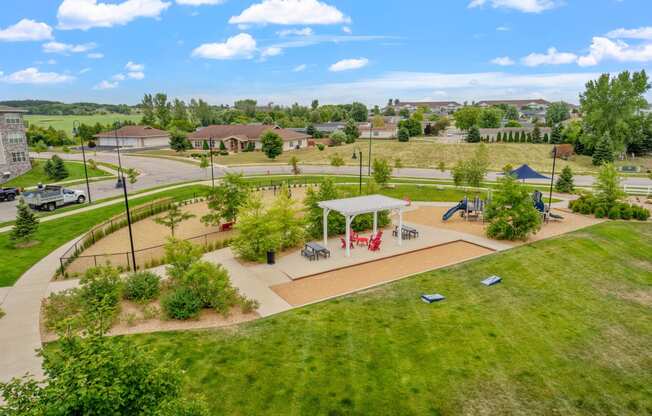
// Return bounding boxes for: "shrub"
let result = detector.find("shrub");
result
[124,271,160,303]
[594,206,606,218]
[316,143,325,151]
[79,265,122,313]
[397,127,410,142]
[571,202,583,213]
[42,289,84,332]
[620,204,633,220]
[634,206,650,221]
[165,238,203,282]
[579,203,592,215]
[162,287,202,320]
[329,131,346,146]
[608,206,621,220]
[180,261,241,315]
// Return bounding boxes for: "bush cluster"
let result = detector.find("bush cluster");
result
[123,271,160,303]
[569,194,650,221]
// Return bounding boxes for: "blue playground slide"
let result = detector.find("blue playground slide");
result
[443,200,467,221]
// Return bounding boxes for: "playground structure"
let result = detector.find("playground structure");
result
[442,195,487,222]
[532,190,564,222]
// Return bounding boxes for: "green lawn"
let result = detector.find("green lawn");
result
[136,142,652,175]
[3,159,110,189]
[0,185,210,287]
[24,114,142,135]
[127,221,652,415]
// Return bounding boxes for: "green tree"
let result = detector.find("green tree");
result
[141,93,156,126]
[580,70,650,152]
[261,130,283,159]
[165,238,203,282]
[505,120,522,128]
[330,153,345,169]
[169,129,191,152]
[545,102,571,126]
[550,124,563,144]
[466,126,481,143]
[466,144,489,187]
[532,125,542,143]
[595,163,625,210]
[199,155,209,178]
[46,155,68,181]
[453,106,481,131]
[32,140,47,155]
[485,175,542,240]
[0,324,203,415]
[350,102,368,122]
[505,105,519,121]
[289,155,301,175]
[398,118,422,136]
[344,119,360,143]
[231,194,280,262]
[154,204,195,237]
[154,93,171,127]
[555,166,574,193]
[10,199,39,244]
[372,158,392,187]
[398,127,410,142]
[202,173,249,225]
[394,158,403,174]
[304,179,344,239]
[592,134,614,165]
[478,107,503,128]
[268,187,305,250]
[329,130,346,146]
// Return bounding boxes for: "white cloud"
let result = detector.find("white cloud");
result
[125,61,145,71]
[491,56,515,66]
[57,0,171,30]
[261,46,283,57]
[192,33,257,60]
[47,59,57,65]
[79,67,92,74]
[176,0,224,5]
[87,52,104,59]
[329,57,369,72]
[522,47,577,66]
[93,80,118,89]
[42,41,97,54]
[496,26,510,31]
[0,19,53,42]
[342,26,352,34]
[578,36,652,66]
[127,71,145,79]
[229,0,350,26]
[277,27,313,37]
[1,67,74,84]
[112,73,126,81]
[293,64,307,72]
[606,26,652,40]
[468,0,557,13]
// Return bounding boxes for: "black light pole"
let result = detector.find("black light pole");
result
[352,148,362,194]
[114,121,137,271]
[72,120,91,204]
[368,122,373,176]
[548,146,558,213]
[209,137,215,188]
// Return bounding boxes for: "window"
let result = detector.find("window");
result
[11,152,26,163]
[5,132,24,144]
[4,114,22,124]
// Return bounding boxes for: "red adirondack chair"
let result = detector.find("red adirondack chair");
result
[368,237,382,251]
[340,236,354,249]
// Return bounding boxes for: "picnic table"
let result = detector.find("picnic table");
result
[302,242,331,261]
[393,225,419,240]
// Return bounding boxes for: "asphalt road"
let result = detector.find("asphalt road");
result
[0,151,650,223]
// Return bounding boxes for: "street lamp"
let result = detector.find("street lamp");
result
[368,121,373,176]
[209,137,215,188]
[547,145,558,214]
[72,120,92,204]
[113,121,137,271]
[352,148,363,194]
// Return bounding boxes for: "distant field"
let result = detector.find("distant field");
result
[24,114,142,134]
[139,142,652,174]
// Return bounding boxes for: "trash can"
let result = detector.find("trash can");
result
[266,250,276,265]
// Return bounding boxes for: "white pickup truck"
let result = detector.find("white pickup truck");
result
[23,185,87,211]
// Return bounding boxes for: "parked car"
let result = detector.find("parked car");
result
[0,187,19,202]
[23,186,87,211]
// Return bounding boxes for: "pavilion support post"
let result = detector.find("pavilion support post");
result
[323,208,330,246]
[398,209,403,246]
[345,215,352,257]
[373,211,378,236]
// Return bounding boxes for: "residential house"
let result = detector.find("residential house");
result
[390,101,462,115]
[94,125,170,149]
[357,122,398,139]
[188,124,311,152]
[0,105,31,183]
[477,99,551,121]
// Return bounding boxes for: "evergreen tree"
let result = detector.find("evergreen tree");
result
[219,140,227,152]
[398,127,410,142]
[543,133,550,143]
[496,131,502,142]
[10,199,39,244]
[532,125,542,143]
[508,131,514,142]
[526,132,532,143]
[555,166,575,193]
[550,123,563,144]
[466,126,481,143]
[49,155,69,180]
[202,140,209,151]
[592,134,615,165]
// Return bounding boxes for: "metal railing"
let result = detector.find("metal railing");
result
[624,185,652,196]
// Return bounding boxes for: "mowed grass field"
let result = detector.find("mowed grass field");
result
[3,159,110,188]
[24,114,142,135]
[140,141,651,174]
[128,221,652,415]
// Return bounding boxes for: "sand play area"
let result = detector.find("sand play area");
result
[271,241,494,306]
[403,205,604,245]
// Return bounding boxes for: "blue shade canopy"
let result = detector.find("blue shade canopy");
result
[509,164,550,180]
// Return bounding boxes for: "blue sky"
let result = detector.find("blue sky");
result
[1,0,651,106]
